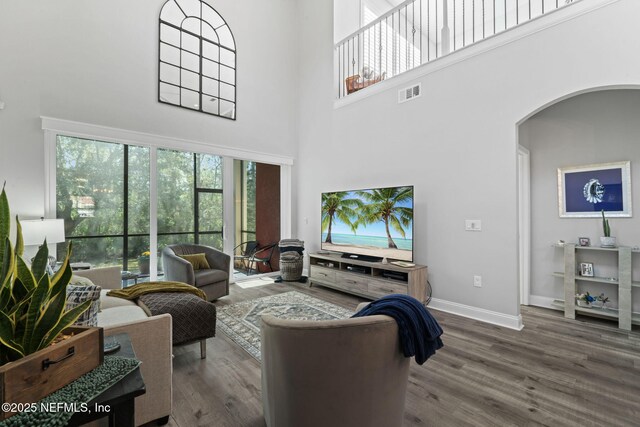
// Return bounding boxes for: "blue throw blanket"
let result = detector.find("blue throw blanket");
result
[352,294,443,365]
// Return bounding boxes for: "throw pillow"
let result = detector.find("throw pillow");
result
[69,275,95,286]
[66,281,102,327]
[179,253,211,270]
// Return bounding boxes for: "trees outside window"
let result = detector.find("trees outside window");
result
[56,136,223,274]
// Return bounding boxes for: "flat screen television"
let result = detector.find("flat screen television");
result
[321,185,414,262]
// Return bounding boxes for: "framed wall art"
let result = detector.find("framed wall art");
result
[558,161,632,218]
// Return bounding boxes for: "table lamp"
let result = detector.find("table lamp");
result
[20,218,65,272]
[20,218,65,246]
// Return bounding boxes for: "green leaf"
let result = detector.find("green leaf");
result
[0,310,24,360]
[22,274,50,349]
[11,277,29,305]
[0,187,10,258]
[30,241,49,283]
[39,300,91,350]
[14,216,24,258]
[0,238,13,290]
[15,256,36,292]
[50,241,72,296]
[29,293,67,354]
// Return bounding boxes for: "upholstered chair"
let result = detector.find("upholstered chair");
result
[162,244,230,301]
[261,313,411,427]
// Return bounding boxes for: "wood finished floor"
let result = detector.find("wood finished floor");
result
[163,282,640,427]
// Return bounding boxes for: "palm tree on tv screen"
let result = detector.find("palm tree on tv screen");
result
[321,192,362,243]
[356,187,413,249]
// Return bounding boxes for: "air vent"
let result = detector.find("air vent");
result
[398,83,421,104]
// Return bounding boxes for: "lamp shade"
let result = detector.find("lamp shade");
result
[20,219,65,246]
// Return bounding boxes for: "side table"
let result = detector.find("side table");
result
[68,333,146,427]
[121,271,140,288]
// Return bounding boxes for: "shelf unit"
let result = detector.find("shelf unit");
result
[308,252,428,303]
[555,243,634,330]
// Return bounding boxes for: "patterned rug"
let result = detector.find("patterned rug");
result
[217,291,354,361]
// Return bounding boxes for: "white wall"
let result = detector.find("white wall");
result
[296,0,640,325]
[520,89,640,313]
[334,0,361,43]
[0,0,298,218]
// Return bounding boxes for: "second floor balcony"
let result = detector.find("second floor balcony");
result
[335,0,577,98]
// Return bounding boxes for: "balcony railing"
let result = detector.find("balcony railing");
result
[335,0,576,99]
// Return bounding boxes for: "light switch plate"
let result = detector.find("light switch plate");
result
[465,219,482,231]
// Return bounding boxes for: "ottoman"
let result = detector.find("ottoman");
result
[138,292,216,358]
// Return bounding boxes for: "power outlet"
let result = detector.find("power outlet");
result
[473,275,482,287]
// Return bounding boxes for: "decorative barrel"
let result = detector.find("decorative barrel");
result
[280,252,303,281]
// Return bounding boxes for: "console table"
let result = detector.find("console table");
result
[308,252,428,303]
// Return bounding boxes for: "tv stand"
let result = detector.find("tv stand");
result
[340,252,382,263]
[309,252,428,303]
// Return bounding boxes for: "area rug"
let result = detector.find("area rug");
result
[235,276,276,289]
[217,291,353,361]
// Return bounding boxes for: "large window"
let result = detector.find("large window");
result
[234,160,256,245]
[159,0,236,119]
[157,149,224,264]
[56,137,223,275]
[56,136,150,271]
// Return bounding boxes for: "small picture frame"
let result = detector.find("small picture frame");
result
[578,237,591,247]
[580,262,594,277]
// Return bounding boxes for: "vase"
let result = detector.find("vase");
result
[600,236,617,248]
[138,257,150,275]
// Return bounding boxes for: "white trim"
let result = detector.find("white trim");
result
[223,157,236,271]
[280,165,292,239]
[149,147,158,281]
[43,130,57,218]
[518,145,531,306]
[41,116,295,166]
[429,298,524,331]
[528,294,559,310]
[335,0,621,109]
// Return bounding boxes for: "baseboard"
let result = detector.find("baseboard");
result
[429,298,524,331]
[528,295,560,310]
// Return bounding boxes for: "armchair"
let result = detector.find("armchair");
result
[162,244,231,301]
[261,313,410,427]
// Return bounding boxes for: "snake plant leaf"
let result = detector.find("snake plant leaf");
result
[0,239,14,312]
[29,292,67,354]
[0,187,9,261]
[11,277,29,305]
[22,273,51,349]
[50,241,72,294]
[0,238,13,290]
[39,300,91,349]
[0,310,24,360]
[7,290,32,317]
[30,241,49,283]
[14,215,24,258]
[15,256,36,292]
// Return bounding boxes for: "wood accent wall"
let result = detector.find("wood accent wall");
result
[255,163,280,273]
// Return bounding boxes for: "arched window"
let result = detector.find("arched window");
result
[159,0,236,120]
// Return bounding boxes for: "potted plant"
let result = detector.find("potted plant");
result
[600,210,616,248]
[0,186,102,418]
[576,292,597,308]
[138,251,150,275]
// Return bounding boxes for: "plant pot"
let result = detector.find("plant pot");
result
[0,326,103,420]
[138,257,150,275]
[600,236,617,248]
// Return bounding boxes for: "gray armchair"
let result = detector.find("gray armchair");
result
[261,311,410,427]
[162,244,230,301]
